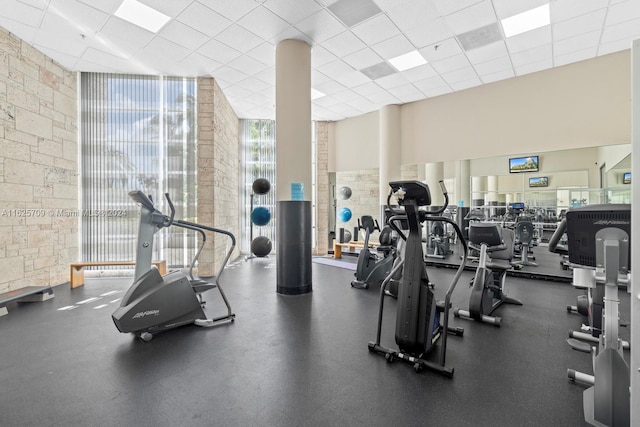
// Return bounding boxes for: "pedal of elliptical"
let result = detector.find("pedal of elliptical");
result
[567,338,592,353]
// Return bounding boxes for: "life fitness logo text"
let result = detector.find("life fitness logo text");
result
[132,310,160,319]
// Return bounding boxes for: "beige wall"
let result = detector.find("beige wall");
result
[0,27,78,293]
[329,111,379,172]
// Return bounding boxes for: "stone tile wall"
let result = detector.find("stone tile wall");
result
[0,28,78,293]
[315,122,329,255]
[336,168,380,242]
[196,77,240,276]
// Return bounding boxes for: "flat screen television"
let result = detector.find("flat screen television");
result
[509,155,539,173]
[623,172,631,184]
[511,202,525,210]
[529,176,548,187]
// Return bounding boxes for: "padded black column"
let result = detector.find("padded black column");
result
[277,201,312,295]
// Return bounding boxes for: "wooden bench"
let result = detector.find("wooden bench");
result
[0,286,54,316]
[69,261,167,289]
[332,239,378,259]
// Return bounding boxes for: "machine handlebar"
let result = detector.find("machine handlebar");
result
[548,218,568,255]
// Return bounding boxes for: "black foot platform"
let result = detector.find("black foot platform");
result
[0,286,54,316]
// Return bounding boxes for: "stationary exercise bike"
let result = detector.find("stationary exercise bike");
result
[351,216,396,289]
[557,205,630,427]
[112,191,236,341]
[454,222,522,326]
[368,180,468,377]
[426,220,453,259]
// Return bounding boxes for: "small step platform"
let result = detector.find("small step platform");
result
[0,286,55,317]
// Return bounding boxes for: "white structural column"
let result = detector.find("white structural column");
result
[471,176,485,207]
[486,175,498,217]
[379,104,402,207]
[456,160,470,207]
[275,39,312,201]
[630,38,639,427]
[425,162,444,206]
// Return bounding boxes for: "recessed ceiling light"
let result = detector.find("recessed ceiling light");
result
[388,51,427,72]
[311,89,326,99]
[114,0,171,33]
[501,4,550,38]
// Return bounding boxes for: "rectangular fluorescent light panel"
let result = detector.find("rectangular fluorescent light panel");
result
[388,50,427,71]
[114,0,171,33]
[311,88,326,100]
[501,4,550,38]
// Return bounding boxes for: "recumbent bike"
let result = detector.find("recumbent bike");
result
[351,216,396,289]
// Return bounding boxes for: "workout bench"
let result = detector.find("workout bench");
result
[69,260,167,289]
[0,286,55,316]
[332,239,377,259]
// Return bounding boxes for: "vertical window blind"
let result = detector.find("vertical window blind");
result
[80,73,197,267]
[241,119,276,252]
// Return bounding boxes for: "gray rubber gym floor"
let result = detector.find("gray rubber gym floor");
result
[0,256,631,426]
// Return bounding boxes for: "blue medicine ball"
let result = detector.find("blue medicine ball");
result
[251,206,271,226]
[337,207,352,223]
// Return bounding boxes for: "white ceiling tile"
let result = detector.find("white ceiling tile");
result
[492,0,549,20]
[430,53,471,74]
[0,17,38,43]
[141,37,191,63]
[441,66,479,84]
[74,58,122,73]
[177,2,231,37]
[295,9,346,43]
[418,38,463,62]
[342,48,384,70]
[371,34,415,59]
[351,81,383,96]
[34,45,79,68]
[510,44,552,68]
[237,5,291,40]
[375,72,409,90]
[4,0,47,26]
[387,83,420,98]
[314,79,348,95]
[514,58,553,76]
[401,63,438,82]
[554,30,600,57]
[19,0,50,10]
[223,84,255,99]
[465,40,509,64]
[598,38,633,56]
[605,0,640,25]
[432,0,484,17]
[444,1,497,35]
[138,0,193,17]
[246,43,276,66]
[334,69,371,87]
[550,0,608,23]
[213,66,249,84]
[314,94,344,107]
[157,20,209,51]
[365,90,400,105]
[351,14,400,45]
[383,0,439,31]
[216,24,264,53]
[317,59,354,78]
[448,76,482,91]
[552,8,606,41]
[199,38,242,64]
[76,0,121,14]
[253,66,275,85]
[263,0,322,25]
[331,89,363,103]
[505,26,552,54]
[226,55,268,74]
[236,76,271,93]
[81,46,138,70]
[403,18,453,49]
[473,55,512,76]
[601,17,640,45]
[481,68,515,84]
[554,46,598,67]
[195,0,259,21]
[312,70,332,86]
[321,31,367,57]
[179,53,223,74]
[312,45,339,67]
[32,19,90,57]
[271,27,314,45]
[49,0,111,34]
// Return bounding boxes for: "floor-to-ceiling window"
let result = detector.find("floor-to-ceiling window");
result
[241,119,276,253]
[80,73,197,267]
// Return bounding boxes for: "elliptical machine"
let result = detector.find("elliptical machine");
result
[112,191,236,341]
[453,223,522,326]
[351,216,396,289]
[368,180,467,377]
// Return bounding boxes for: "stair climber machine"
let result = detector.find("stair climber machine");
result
[368,180,468,378]
[453,222,522,326]
[351,216,396,289]
[112,191,236,341]
[550,205,630,427]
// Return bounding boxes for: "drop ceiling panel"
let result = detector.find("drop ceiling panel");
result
[555,46,598,67]
[606,0,640,25]
[465,40,509,64]
[552,9,607,41]
[419,38,464,63]
[505,26,552,54]
[351,81,383,96]
[237,6,292,40]
[199,38,242,64]
[554,30,601,57]
[342,47,384,70]
[473,55,512,76]
[430,53,472,74]
[351,14,400,46]
[510,44,552,68]
[216,25,265,53]
[176,2,231,37]
[77,0,121,15]
[371,34,415,59]
[226,55,268,75]
[492,0,549,20]
[294,9,345,43]
[432,0,484,17]
[263,0,322,25]
[382,0,439,33]
[138,0,193,18]
[481,68,515,84]
[444,1,497,35]
[403,18,452,49]
[158,20,210,51]
[321,31,367,58]
[514,58,553,76]
[246,43,276,67]
[401,63,438,81]
[550,0,608,23]
[49,0,111,35]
